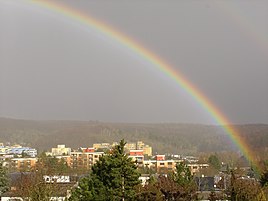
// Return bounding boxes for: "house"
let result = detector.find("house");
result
[1,173,77,201]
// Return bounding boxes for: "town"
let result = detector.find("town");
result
[0,140,266,200]
[0,141,208,175]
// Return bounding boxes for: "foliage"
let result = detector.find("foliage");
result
[136,162,197,201]
[69,139,141,201]
[15,172,58,201]
[34,152,70,175]
[135,182,164,201]
[0,163,9,195]
[172,162,194,187]
[227,170,265,201]
[159,175,197,201]
[208,191,226,201]
[3,118,268,155]
[260,170,268,187]
[208,154,221,170]
[12,153,70,200]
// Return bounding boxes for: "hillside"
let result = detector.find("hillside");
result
[0,118,267,155]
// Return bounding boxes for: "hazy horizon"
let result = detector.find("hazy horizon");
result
[1,0,268,125]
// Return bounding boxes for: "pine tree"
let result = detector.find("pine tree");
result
[208,154,221,170]
[260,170,268,187]
[0,163,9,195]
[173,162,194,187]
[70,139,141,201]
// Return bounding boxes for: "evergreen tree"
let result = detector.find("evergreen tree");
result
[70,139,141,201]
[260,170,268,187]
[173,162,194,187]
[0,163,9,195]
[208,154,221,170]
[135,176,163,201]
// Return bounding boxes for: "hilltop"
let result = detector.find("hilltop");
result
[0,118,267,155]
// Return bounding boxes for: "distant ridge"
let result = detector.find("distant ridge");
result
[0,117,267,155]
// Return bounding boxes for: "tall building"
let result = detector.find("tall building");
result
[10,158,37,171]
[143,145,152,156]
[51,145,71,156]
[70,151,104,170]
[125,143,136,151]
[128,150,144,167]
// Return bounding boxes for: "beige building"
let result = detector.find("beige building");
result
[93,143,111,150]
[124,143,136,151]
[143,159,177,173]
[136,141,145,149]
[128,150,144,167]
[143,145,152,156]
[51,145,71,156]
[10,157,37,171]
[70,151,103,170]
[187,163,209,175]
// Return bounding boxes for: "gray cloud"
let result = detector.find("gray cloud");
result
[0,0,267,124]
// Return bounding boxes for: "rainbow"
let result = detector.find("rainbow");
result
[28,1,258,170]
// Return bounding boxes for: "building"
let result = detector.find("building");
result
[1,173,75,201]
[70,151,103,170]
[188,163,209,175]
[93,143,111,150]
[143,145,152,156]
[156,155,165,161]
[7,147,37,157]
[125,143,136,151]
[51,145,71,156]
[10,158,37,171]
[125,141,152,156]
[128,150,144,166]
[136,141,145,149]
[81,147,95,153]
[143,159,177,173]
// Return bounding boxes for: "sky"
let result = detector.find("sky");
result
[0,0,267,124]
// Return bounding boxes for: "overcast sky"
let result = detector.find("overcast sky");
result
[0,0,267,124]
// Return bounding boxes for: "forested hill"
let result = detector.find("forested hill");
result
[0,118,267,155]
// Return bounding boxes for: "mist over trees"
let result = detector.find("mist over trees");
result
[1,118,267,156]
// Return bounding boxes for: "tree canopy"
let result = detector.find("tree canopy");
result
[208,154,221,170]
[70,139,141,201]
[0,163,9,195]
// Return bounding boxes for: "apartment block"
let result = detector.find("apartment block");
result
[143,145,152,156]
[10,158,37,171]
[128,150,144,166]
[125,143,136,151]
[125,141,152,156]
[70,151,103,170]
[51,145,71,156]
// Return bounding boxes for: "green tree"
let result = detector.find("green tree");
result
[146,162,197,201]
[173,162,194,187]
[0,163,9,195]
[135,176,163,201]
[260,170,268,187]
[208,154,221,170]
[70,139,141,201]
